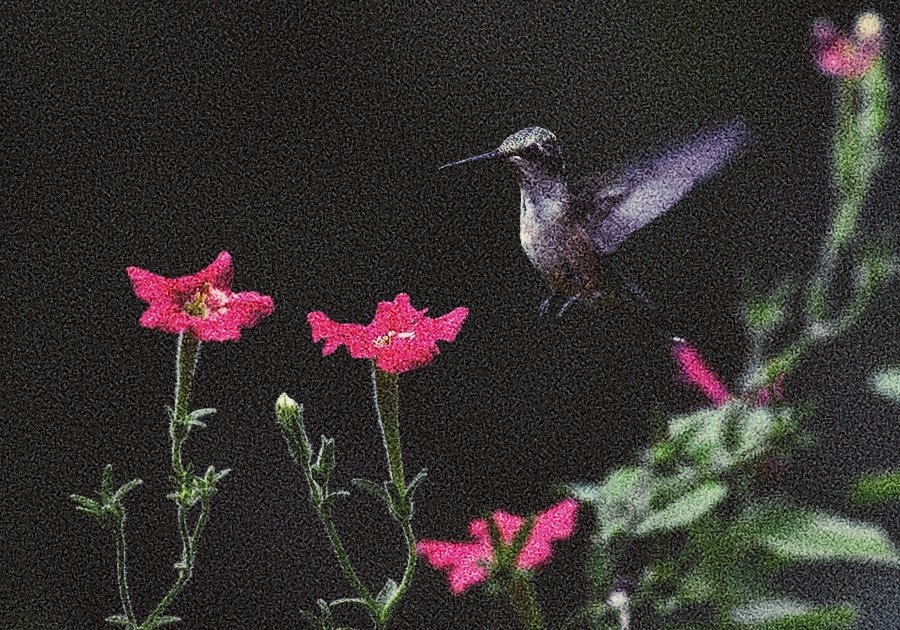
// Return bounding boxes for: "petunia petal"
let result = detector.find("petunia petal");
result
[430,307,469,343]
[417,539,492,595]
[127,266,172,303]
[517,498,579,569]
[307,311,371,357]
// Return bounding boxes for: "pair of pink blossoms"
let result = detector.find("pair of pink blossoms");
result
[126,251,467,374]
[126,251,578,594]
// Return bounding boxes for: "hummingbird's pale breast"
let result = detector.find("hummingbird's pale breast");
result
[518,182,593,297]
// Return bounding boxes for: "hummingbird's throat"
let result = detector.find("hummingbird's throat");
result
[373,329,416,347]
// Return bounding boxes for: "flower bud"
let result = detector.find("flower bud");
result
[275,392,301,423]
[854,12,882,41]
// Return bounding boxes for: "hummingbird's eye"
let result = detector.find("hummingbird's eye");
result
[519,144,542,159]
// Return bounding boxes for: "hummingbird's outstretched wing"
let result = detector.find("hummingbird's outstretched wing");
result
[578,119,749,254]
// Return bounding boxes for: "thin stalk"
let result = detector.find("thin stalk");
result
[113,514,137,626]
[379,518,417,624]
[171,333,200,477]
[140,332,204,629]
[372,366,405,495]
[318,512,377,608]
[140,500,211,628]
[808,78,867,326]
[507,573,545,630]
[369,364,418,628]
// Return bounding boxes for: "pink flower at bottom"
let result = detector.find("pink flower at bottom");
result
[308,293,468,374]
[127,251,274,342]
[417,498,579,595]
[671,338,733,407]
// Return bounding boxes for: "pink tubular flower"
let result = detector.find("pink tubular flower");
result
[417,498,579,595]
[671,338,733,407]
[127,251,274,342]
[812,13,883,78]
[307,293,468,374]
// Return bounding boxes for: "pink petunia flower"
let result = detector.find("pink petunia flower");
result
[812,13,883,78]
[671,338,733,407]
[307,293,468,374]
[417,498,579,595]
[127,251,274,342]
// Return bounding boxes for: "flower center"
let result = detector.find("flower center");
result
[373,330,415,347]
[182,283,229,318]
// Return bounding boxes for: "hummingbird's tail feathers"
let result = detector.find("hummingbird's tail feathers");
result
[609,265,657,311]
[580,117,751,254]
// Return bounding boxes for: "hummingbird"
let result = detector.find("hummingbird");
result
[440,120,749,319]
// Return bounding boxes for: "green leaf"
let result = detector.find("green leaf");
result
[731,599,855,628]
[322,490,350,510]
[114,478,144,501]
[313,436,337,487]
[669,408,731,472]
[870,367,900,403]
[105,614,131,626]
[148,616,182,627]
[351,478,392,509]
[70,494,101,515]
[570,466,652,541]
[329,596,369,609]
[375,578,399,606]
[406,469,428,497]
[635,481,727,536]
[187,407,216,422]
[102,464,115,496]
[298,599,335,629]
[736,408,776,460]
[745,282,792,337]
[851,470,900,505]
[753,507,899,565]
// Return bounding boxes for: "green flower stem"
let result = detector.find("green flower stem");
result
[370,365,418,628]
[747,70,888,394]
[318,511,377,608]
[113,513,137,626]
[378,518,417,626]
[808,77,876,326]
[171,333,200,477]
[139,332,205,629]
[276,401,380,619]
[372,366,405,495]
[507,573,545,630]
[140,499,211,629]
[744,331,816,392]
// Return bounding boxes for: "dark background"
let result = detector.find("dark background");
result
[4,2,899,628]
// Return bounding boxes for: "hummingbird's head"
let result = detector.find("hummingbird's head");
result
[439,126,563,175]
[497,127,561,162]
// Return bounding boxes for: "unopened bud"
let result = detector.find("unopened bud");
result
[275,392,301,422]
[854,12,882,41]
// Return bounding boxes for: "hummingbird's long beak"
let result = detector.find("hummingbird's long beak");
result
[438,149,502,171]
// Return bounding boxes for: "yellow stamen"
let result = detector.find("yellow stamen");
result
[373,330,415,347]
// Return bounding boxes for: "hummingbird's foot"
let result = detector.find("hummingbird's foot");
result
[538,295,555,318]
[556,297,578,318]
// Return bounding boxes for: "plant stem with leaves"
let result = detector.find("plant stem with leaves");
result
[276,364,426,629]
[72,332,228,629]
